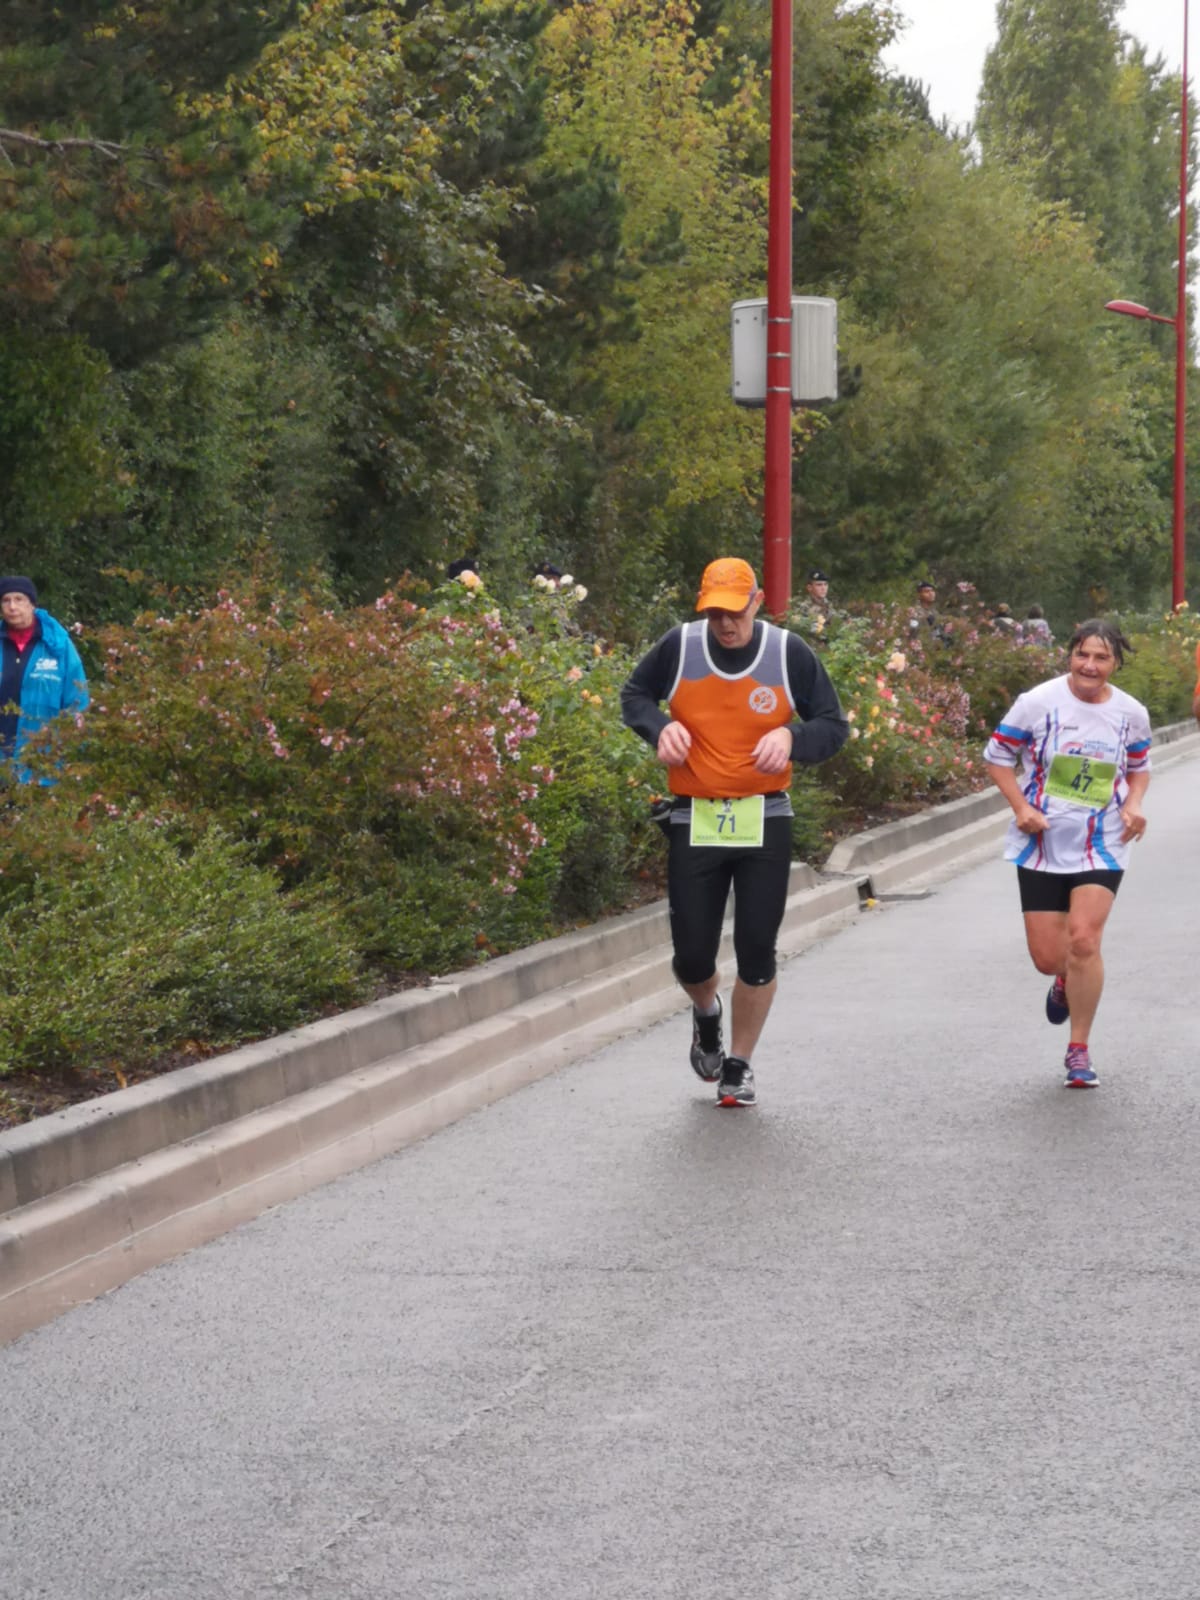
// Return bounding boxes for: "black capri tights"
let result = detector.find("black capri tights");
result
[667,814,793,988]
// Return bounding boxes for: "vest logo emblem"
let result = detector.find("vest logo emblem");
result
[748,686,778,714]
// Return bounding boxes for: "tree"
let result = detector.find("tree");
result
[0,2,562,604]
[0,1,299,362]
[790,125,1170,617]
[522,0,768,617]
[977,0,1188,315]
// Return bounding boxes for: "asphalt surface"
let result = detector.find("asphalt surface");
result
[3,758,1200,1600]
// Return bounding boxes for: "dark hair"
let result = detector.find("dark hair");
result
[1066,618,1133,669]
[1026,604,1044,620]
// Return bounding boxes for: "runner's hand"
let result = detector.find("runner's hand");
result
[1014,802,1050,835]
[751,726,793,776]
[656,721,692,767]
[1118,804,1147,844]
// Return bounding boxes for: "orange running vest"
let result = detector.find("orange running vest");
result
[667,621,795,799]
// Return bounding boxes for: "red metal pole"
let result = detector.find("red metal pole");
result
[1174,0,1189,610]
[763,0,792,617]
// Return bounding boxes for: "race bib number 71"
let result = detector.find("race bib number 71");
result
[690,795,765,847]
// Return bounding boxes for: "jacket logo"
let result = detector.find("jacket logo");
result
[31,658,59,673]
[748,686,778,714]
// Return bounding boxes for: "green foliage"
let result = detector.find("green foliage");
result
[1110,605,1200,722]
[6,0,1182,639]
[792,122,1173,620]
[0,1,558,599]
[224,0,557,585]
[0,1,298,357]
[791,590,1061,812]
[977,0,1188,315]
[789,770,837,861]
[527,0,768,622]
[44,571,546,936]
[0,328,120,555]
[0,819,360,1077]
[488,572,664,931]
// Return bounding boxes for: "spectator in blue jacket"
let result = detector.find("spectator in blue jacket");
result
[0,578,88,783]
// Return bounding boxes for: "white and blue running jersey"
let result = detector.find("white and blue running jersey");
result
[984,675,1152,873]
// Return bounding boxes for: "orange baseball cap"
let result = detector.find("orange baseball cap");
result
[695,558,759,612]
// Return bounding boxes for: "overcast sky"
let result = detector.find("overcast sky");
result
[880,0,1188,134]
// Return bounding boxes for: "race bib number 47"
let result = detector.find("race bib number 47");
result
[1045,753,1116,808]
[690,795,765,847]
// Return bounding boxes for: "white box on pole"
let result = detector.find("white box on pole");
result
[730,296,838,406]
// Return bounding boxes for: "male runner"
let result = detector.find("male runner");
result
[620,558,848,1107]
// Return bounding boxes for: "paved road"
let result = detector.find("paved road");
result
[3,760,1200,1600]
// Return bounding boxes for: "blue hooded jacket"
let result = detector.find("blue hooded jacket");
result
[0,609,89,782]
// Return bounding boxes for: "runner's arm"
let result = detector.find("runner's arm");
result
[620,629,683,751]
[783,634,850,763]
[985,760,1049,834]
[1119,768,1150,842]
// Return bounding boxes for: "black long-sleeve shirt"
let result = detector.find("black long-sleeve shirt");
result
[620,620,849,768]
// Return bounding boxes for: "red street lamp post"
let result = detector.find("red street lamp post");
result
[1103,0,1189,611]
[763,0,793,617]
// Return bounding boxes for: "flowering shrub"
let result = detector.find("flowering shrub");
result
[18,573,549,969]
[2,567,663,1085]
[411,564,662,934]
[787,593,1059,812]
[817,628,971,809]
[492,577,663,931]
[1111,604,1200,723]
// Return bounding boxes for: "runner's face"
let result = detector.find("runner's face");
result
[703,593,762,649]
[1068,635,1117,700]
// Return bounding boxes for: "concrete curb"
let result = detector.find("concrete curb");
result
[4,723,1197,1342]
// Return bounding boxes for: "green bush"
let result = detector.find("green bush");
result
[0,821,361,1078]
[499,578,665,930]
[1111,607,1200,724]
[790,770,837,860]
[35,567,548,915]
[331,845,504,974]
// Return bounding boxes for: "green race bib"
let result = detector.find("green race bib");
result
[1045,753,1116,808]
[689,795,765,848]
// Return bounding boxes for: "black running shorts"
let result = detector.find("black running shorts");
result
[1016,865,1123,914]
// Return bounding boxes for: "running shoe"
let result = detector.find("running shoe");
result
[1063,1045,1098,1089]
[717,1055,756,1108]
[689,995,724,1082]
[1045,974,1069,1026]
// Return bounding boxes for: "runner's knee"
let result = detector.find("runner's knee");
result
[1067,927,1103,963]
[672,955,719,988]
[734,952,777,986]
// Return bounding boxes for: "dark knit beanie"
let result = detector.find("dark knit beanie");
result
[0,577,37,603]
